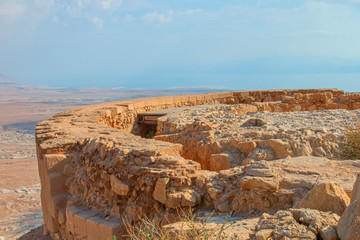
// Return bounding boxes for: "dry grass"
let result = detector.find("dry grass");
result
[120,209,238,240]
[342,121,360,159]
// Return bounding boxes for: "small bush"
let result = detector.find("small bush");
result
[145,131,156,139]
[342,121,360,159]
[122,209,237,240]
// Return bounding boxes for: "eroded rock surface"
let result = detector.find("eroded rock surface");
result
[156,107,360,170]
[33,89,360,239]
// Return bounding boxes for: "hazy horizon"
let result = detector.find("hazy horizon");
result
[1,1,360,91]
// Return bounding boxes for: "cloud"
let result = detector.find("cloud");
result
[143,10,174,23]
[35,0,54,9]
[142,9,202,24]
[177,9,202,16]
[101,0,122,11]
[0,1,26,18]
[92,17,104,29]
[101,1,111,10]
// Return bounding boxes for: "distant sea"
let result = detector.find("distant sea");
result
[27,73,360,92]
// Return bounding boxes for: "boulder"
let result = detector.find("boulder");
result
[289,208,339,240]
[337,199,360,240]
[351,173,360,203]
[295,182,350,215]
[251,210,316,240]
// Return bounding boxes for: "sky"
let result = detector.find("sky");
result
[0,0,360,91]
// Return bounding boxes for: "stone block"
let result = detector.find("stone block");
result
[43,154,68,172]
[153,178,169,204]
[49,172,66,196]
[295,182,350,215]
[86,215,107,240]
[231,141,256,156]
[110,175,130,196]
[66,206,86,234]
[98,218,125,240]
[73,209,99,238]
[47,194,67,220]
[209,153,230,172]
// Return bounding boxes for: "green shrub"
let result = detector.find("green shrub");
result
[342,121,360,159]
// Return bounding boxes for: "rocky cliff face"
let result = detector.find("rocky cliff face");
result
[35,89,360,239]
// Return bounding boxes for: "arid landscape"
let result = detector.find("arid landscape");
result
[0,76,211,240]
[30,88,360,240]
[2,78,360,240]
[2,1,360,239]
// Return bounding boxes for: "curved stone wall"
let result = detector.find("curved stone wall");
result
[35,89,360,239]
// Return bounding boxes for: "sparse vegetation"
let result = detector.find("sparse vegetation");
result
[122,209,238,240]
[342,121,360,159]
[145,130,156,139]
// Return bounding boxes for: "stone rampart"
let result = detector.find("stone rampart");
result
[35,89,360,239]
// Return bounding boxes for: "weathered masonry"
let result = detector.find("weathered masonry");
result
[35,89,360,239]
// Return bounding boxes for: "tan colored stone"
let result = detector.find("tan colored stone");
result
[86,215,107,240]
[98,218,124,240]
[241,158,254,166]
[180,188,201,207]
[209,153,230,172]
[320,226,337,240]
[337,199,360,240]
[263,139,290,159]
[110,175,130,196]
[255,229,273,240]
[73,209,98,238]
[65,206,85,234]
[34,89,360,240]
[295,182,350,215]
[153,178,169,204]
[43,154,68,172]
[351,173,360,203]
[232,141,256,156]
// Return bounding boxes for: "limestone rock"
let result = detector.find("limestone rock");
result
[295,182,350,215]
[231,140,256,156]
[209,153,230,172]
[110,175,129,196]
[251,210,317,240]
[153,178,169,204]
[320,226,337,240]
[289,208,339,238]
[351,173,360,203]
[337,199,360,240]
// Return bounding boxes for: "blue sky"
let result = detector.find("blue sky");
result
[0,0,360,91]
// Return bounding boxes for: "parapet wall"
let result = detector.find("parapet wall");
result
[35,89,360,239]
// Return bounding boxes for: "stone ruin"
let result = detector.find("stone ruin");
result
[35,89,360,240]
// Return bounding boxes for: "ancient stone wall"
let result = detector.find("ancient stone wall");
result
[35,89,360,239]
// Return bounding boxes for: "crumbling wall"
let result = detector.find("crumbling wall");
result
[35,89,360,239]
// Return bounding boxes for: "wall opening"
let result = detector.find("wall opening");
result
[137,113,166,138]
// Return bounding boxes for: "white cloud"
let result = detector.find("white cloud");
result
[100,0,123,11]
[92,17,104,29]
[0,2,26,18]
[143,10,174,23]
[177,9,202,16]
[101,1,111,10]
[35,0,55,9]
